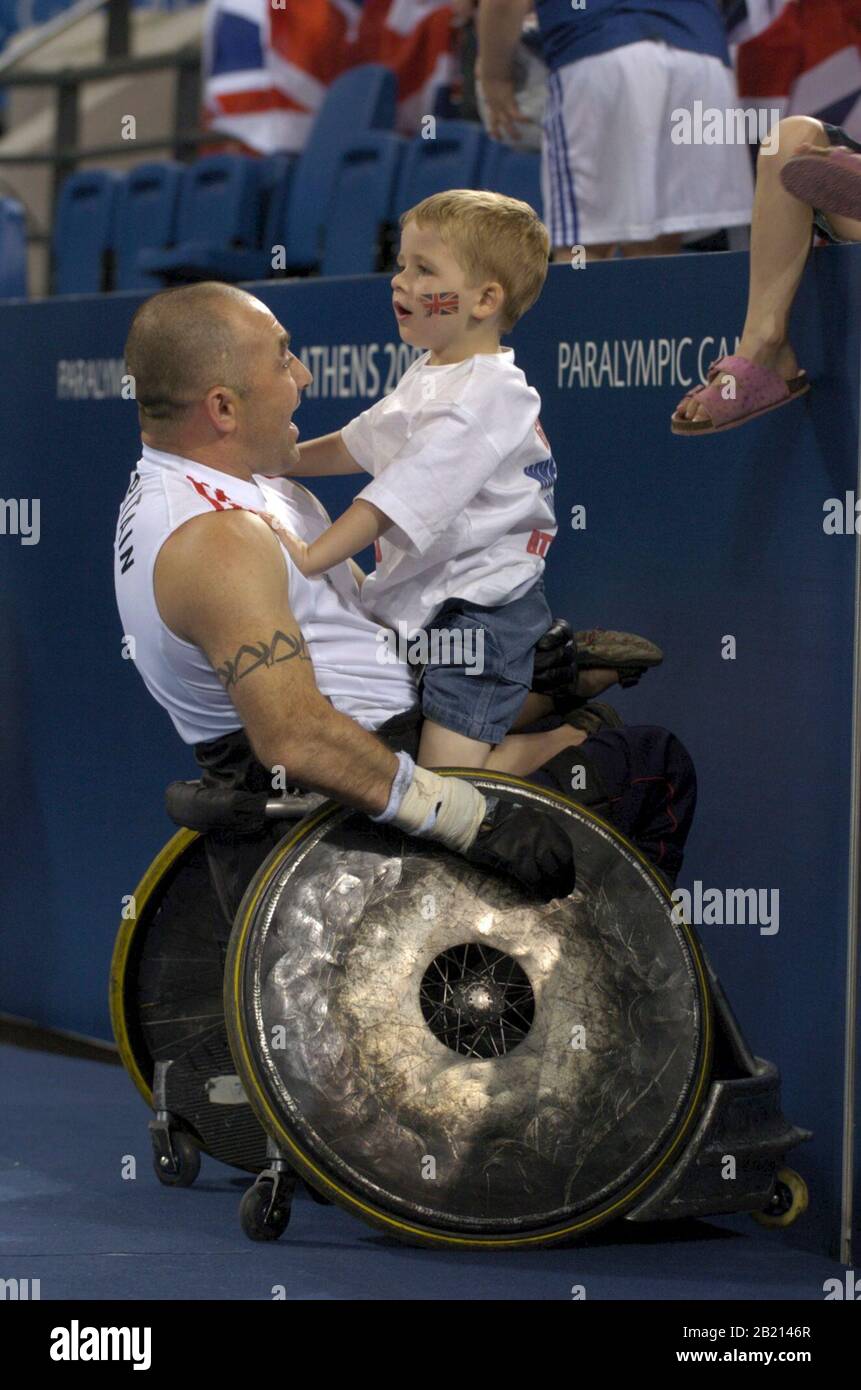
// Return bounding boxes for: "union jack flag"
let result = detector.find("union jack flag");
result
[421,291,460,316]
[729,1,861,144]
[202,0,458,155]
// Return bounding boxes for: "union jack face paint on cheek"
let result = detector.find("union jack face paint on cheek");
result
[420,292,460,317]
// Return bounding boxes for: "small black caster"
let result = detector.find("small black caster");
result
[240,1173,294,1242]
[151,1128,201,1187]
[752,1168,809,1228]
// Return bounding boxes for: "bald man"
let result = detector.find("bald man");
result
[115,282,695,915]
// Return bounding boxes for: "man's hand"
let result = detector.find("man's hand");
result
[379,757,576,902]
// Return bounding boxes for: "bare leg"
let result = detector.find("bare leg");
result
[552,243,617,263]
[674,115,847,425]
[485,723,588,776]
[417,715,588,776]
[417,719,491,770]
[554,235,681,263]
[511,692,553,728]
[619,232,683,257]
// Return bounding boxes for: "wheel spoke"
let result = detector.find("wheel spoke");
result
[420,944,535,1058]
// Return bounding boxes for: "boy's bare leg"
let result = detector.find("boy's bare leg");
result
[417,716,588,775]
[418,719,491,770]
[674,116,861,425]
[513,692,554,727]
[485,723,588,776]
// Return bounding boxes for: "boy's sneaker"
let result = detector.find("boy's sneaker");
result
[574,629,663,688]
[564,701,624,736]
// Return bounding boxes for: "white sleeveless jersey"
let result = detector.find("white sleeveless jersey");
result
[113,445,416,744]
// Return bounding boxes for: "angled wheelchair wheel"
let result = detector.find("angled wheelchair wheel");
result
[225,773,713,1249]
[110,829,269,1177]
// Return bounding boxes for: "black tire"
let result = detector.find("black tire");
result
[111,830,269,1175]
[239,1179,292,1242]
[153,1130,201,1188]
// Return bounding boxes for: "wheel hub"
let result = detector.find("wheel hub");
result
[419,943,535,1059]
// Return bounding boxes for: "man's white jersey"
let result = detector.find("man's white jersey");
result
[113,445,416,745]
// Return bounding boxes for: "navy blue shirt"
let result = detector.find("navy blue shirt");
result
[534,0,731,72]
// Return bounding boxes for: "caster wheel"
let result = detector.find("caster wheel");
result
[153,1131,201,1187]
[752,1168,809,1228]
[304,1182,332,1206]
[240,1178,292,1242]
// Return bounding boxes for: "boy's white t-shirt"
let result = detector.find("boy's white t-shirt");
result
[340,347,558,634]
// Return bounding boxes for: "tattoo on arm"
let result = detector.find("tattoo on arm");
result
[216,629,311,690]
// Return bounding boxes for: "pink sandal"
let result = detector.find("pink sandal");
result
[780,146,861,220]
[671,355,809,436]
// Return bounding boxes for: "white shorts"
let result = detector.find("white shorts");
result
[541,39,755,247]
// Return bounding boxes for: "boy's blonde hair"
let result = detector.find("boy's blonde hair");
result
[400,189,550,333]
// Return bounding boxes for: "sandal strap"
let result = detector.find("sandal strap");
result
[678,354,791,428]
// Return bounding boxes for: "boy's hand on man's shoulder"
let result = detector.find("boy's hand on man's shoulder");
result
[260,512,314,577]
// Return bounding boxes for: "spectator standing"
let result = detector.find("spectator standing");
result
[477,0,755,260]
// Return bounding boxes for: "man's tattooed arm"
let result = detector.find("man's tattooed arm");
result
[215,629,311,691]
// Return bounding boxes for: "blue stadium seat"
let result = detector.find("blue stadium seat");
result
[256,151,295,247]
[280,63,397,271]
[0,196,26,298]
[32,0,72,22]
[138,153,264,283]
[112,161,182,291]
[481,143,542,213]
[321,132,406,277]
[53,169,120,295]
[393,120,488,219]
[0,0,17,44]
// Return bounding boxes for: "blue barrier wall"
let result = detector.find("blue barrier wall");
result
[1,249,858,1258]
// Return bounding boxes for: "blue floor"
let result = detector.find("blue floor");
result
[0,1043,846,1301]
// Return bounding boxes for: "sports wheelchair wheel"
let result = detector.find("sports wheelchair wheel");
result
[225,773,714,1249]
[110,830,269,1178]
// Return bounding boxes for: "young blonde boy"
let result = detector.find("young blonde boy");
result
[268,190,566,769]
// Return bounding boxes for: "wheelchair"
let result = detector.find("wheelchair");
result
[111,773,810,1247]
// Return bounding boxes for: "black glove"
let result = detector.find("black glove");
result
[531,617,578,699]
[466,799,576,901]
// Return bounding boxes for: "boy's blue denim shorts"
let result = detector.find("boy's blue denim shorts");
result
[418,579,552,745]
